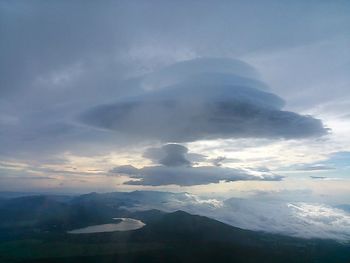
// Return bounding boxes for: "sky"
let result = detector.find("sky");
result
[0,0,350,211]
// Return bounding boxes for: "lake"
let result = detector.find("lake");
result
[67,218,145,234]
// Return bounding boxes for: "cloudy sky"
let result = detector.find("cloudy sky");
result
[0,0,350,209]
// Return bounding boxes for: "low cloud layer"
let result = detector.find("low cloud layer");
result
[81,58,328,142]
[110,143,282,186]
[217,199,350,241]
[107,190,350,241]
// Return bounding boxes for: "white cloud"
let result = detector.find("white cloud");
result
[110,190,350,241]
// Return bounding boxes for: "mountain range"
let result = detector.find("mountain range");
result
[0,191,349,263]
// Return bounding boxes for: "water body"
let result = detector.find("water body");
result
[67,218,145,234]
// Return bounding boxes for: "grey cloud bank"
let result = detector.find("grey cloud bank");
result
[81,58,328,142]
[112,165,282,186]
[0,0,347,159]
[111,144,282,186]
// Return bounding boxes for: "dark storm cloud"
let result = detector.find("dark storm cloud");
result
[110,143,282,186]
[81,58,328,142]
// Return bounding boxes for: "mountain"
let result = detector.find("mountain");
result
[70,190,199,210]
[0,193,349,263]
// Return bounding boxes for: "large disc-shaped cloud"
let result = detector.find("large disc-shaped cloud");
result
[81,58,328,142]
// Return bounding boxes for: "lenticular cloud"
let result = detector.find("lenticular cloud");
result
[110,143,282,186]
[81,58,328,142]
